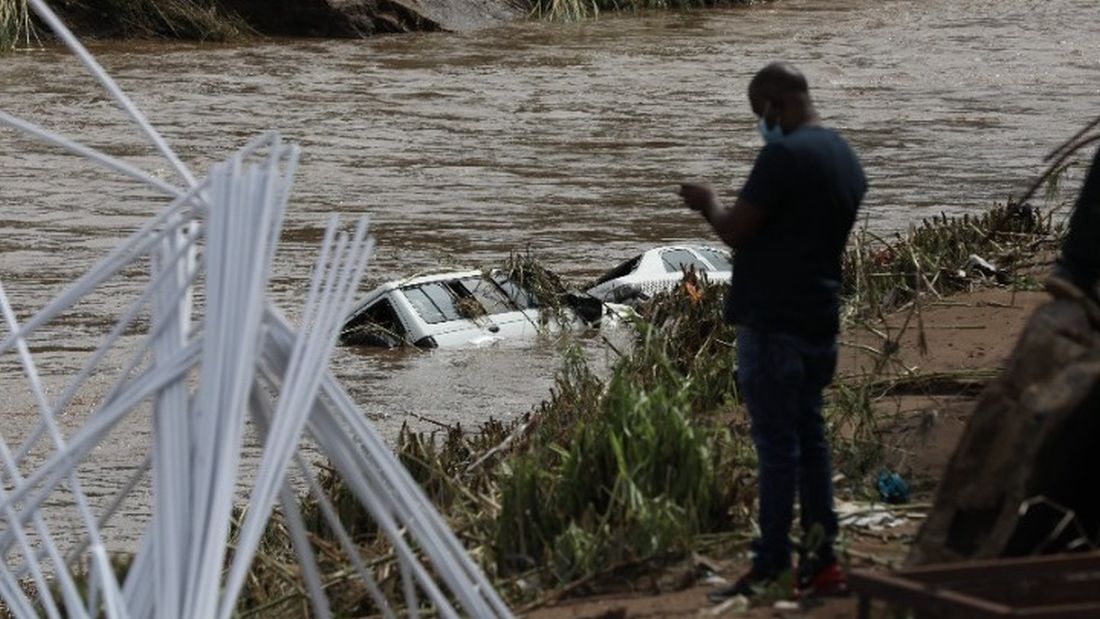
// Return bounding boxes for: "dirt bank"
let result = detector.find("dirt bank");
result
[524,287,1051,618]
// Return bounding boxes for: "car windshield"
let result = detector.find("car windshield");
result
[594,255,642,285]
[695,247,732,271]
[402,276,529,324]
[660,248,710,273]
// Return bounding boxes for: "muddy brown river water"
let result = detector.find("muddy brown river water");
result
[0,0,1098,546]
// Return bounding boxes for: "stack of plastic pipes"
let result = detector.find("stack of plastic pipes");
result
[0,1,513,617]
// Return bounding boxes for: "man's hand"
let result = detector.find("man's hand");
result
[678,183,719,213]
[678,182,765,250]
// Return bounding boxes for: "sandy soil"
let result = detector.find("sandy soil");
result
[523,287,1050,619]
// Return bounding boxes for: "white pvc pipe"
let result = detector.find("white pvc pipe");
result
[26,0,197,188]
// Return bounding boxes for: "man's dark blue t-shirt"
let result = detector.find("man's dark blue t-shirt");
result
[725,125,867,337]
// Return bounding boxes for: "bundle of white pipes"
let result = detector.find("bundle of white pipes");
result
[0,1,512,617]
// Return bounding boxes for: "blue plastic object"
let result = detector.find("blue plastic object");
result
[877,470,910,504]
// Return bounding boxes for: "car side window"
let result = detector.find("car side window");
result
[342,297,408,347]
[695,247,733,271]
[491,274,539,309]
[459,277,515,315]
[403,283,463,324]
[660,249,709,273]
[363,298,406,338]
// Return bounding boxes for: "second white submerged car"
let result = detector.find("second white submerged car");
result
[586,245,732,304]
[341,269,632,349]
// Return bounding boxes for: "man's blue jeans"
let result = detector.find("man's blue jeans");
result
[737,325,839,575]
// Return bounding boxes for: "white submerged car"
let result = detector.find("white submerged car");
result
[341,269,632,349]
[586,245,732,304]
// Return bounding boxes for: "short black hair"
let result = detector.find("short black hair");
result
[748,62,809,98]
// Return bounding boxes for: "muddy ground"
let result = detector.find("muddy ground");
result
[524,286,1050,618]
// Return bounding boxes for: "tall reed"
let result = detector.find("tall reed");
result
[531,0,739,22]
[98,0,249,41]
[0,0,32,52]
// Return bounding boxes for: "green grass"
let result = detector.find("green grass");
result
[495,318,745,583]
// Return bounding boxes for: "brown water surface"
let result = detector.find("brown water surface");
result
[0,0,1098,546]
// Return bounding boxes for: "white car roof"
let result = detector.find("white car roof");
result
[642,244,727,260]
[394,269,484,287]
[363,269,484,294]
[347,270,485,315]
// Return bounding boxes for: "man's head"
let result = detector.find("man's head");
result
[747,62,816,136]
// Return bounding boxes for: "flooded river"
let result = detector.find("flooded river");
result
[0,0,1098,545]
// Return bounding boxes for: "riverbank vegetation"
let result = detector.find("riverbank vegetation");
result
[1,0,249,51]
[226,200,1061,615]
[1,0,33,51]
[843,202,1056,319]
[1,0,764,53]
[85,0,248,40]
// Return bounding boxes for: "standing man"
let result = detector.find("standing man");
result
[678,62,867,601]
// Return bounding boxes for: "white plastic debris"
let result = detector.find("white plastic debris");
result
[705,594,749,615]
[836,500,911,532]
[963,254,999,277]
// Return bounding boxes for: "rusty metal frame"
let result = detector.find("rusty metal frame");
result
[849,552,1100,618]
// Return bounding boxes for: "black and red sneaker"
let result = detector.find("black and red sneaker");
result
[796,559,848,598]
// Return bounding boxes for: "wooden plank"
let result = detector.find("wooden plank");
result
[1016,602,1100,619]
[850,570,1015,616]
[957,575,1100,607]
[900,552,1100,584]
